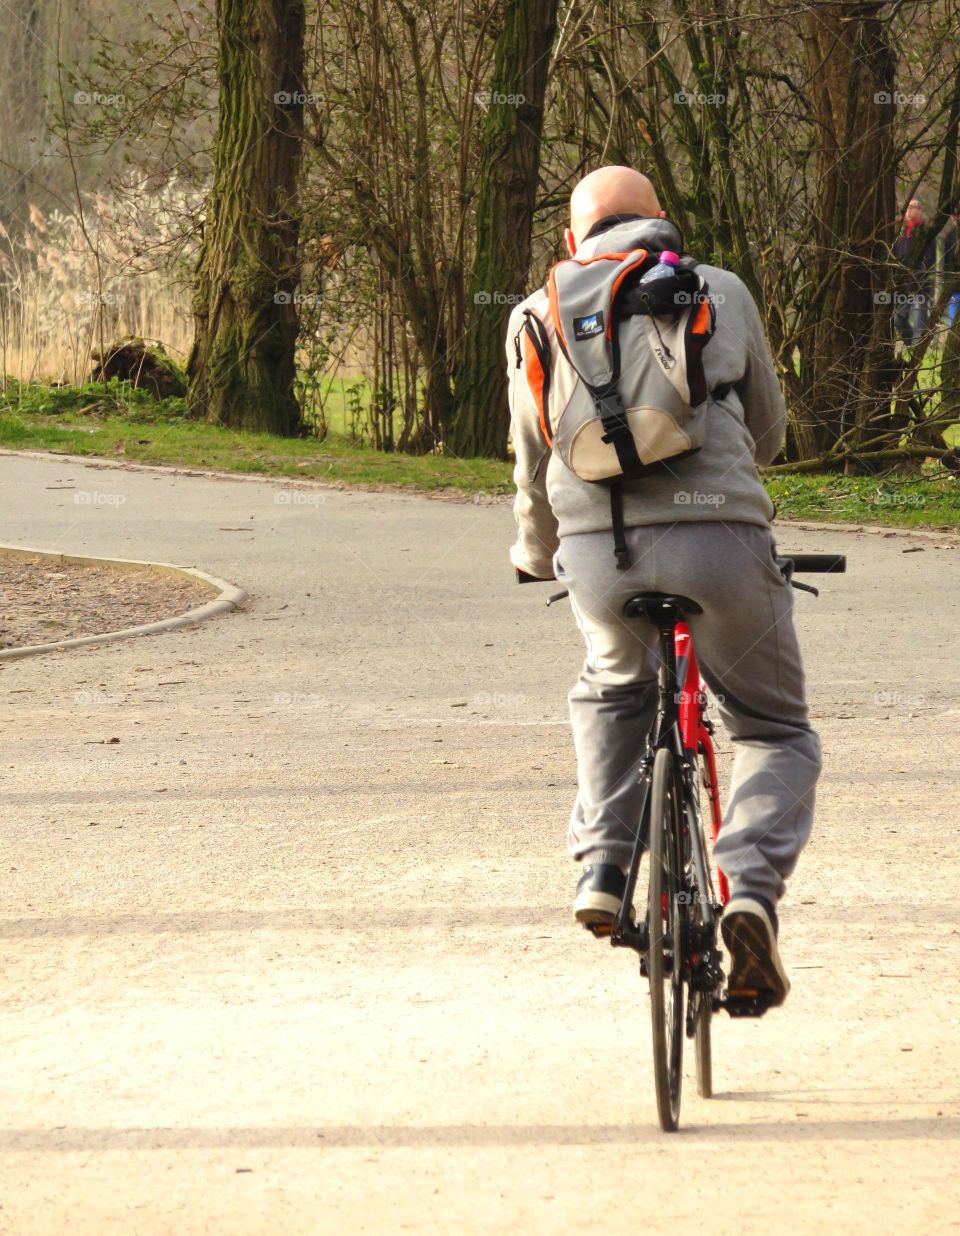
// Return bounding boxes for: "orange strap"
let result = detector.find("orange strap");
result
[569,251,631,266]
[547,251,634,351]
[523,330,552,447]
[607,251,650,338]
[547,269,566,352]
[690,298,711,335]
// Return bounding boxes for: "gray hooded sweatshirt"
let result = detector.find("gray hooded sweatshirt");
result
[506,217,785,579]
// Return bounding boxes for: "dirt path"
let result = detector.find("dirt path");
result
[0,455,958,1234]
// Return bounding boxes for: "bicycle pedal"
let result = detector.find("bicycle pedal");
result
[583,921,614,939]
[723,988,771,1018]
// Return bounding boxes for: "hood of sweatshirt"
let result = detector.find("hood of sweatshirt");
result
[574,216,684,260]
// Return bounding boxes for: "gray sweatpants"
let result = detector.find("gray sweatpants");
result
[555,522,821,906]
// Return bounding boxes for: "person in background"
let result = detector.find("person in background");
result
[893,198,937,348]
[941,210,960,436]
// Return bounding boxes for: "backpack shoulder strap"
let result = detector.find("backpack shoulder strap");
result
[546,250,654,476]
[609,480,630,571]
[674,258,731,401]
[547,249,653,387]
[518,309,554,446]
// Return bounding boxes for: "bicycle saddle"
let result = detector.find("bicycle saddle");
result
[623,592,703,623]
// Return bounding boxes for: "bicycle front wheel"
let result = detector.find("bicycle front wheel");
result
[647,746,684,1132]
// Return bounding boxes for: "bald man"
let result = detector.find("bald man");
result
[506,165,821,1007]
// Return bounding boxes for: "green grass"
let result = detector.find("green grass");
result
[0,381,513,494]
[303,374,374,437]
[3,379,960,524]
[766,472,960,529]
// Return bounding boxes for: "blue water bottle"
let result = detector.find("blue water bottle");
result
[629,249,682,316]
[638,250,680,284]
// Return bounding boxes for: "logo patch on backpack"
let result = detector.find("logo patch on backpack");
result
[573,312,604,340]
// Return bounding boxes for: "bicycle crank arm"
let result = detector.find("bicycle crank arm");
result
[609,920,649,953]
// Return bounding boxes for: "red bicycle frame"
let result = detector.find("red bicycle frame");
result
[674,621,729,906]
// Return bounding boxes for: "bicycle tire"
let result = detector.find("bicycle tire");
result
[686,779,714,1100]
[647,746,684,1131]
[694,993,712,1098]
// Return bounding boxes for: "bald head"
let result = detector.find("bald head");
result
[567,166,663,251]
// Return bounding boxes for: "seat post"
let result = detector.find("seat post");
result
[657,620,677,719]
[622,592,702,743]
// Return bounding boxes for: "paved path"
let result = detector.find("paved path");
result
[1,454,958,1234]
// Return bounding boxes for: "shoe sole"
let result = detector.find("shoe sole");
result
[721,898,790,1007]
[573,889,623,927]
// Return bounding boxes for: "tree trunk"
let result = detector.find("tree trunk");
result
[941,318,960,429]
[187,0,305,434]
[799,3,896,462]
[448,0,560,459]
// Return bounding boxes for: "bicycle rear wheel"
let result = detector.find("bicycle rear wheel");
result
[693,740,727,1098]
[685,778,715,1100]
[694,992,712,1098]
[647,746,684,1131]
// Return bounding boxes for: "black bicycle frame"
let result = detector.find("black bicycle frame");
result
[611,621,688,952]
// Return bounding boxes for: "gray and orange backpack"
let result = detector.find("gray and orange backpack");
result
[514,223,727,568]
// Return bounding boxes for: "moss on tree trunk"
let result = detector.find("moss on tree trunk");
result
[799,4,897,463]
[187,0,306,434]
[942,317,960,425]
[448,0,559,459]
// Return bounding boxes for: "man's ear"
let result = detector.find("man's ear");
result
[564,226,577,257]
[658,209,667,219]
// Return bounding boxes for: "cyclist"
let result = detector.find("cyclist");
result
[507,165,821,1007]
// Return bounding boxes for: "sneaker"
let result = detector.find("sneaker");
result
[721,893,791,1007]
[574,864,627,930]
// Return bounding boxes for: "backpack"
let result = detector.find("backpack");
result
[514,242,727,569]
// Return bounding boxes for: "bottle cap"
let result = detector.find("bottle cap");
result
[660,250,679,266]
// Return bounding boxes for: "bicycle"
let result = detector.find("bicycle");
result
[533,551,846,1131]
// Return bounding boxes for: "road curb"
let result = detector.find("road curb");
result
[777,517,960,546]
[0,544,248,662]
[0,447,493,504]
[3,448,960,525]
